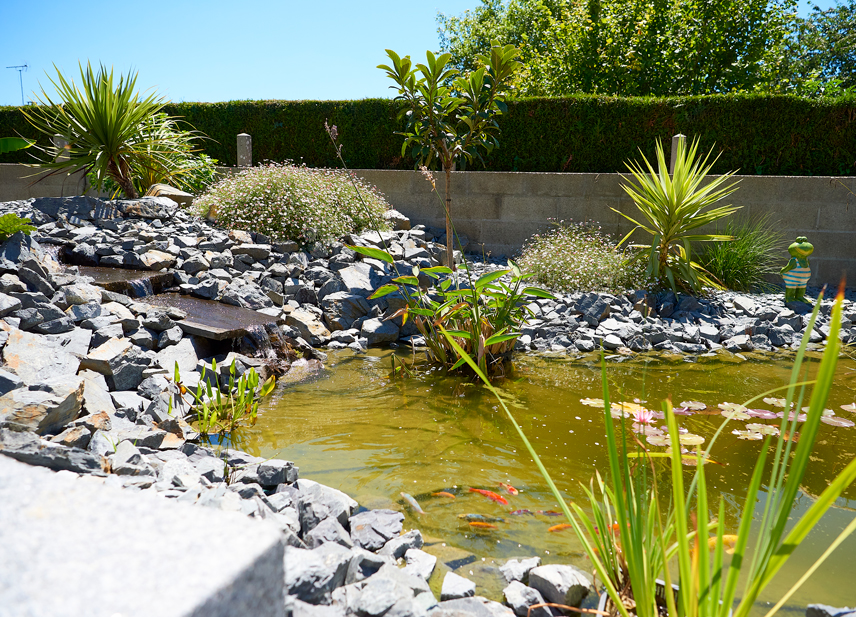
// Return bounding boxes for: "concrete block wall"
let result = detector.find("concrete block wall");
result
[356,169,856,288]
[1,163,853,286]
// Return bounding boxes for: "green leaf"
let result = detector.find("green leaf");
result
[0,137,34,154]
[484,333,519,346]
[475,269,511,288]
[346,244,393,263]
[392,275,419,286]
[369,284,400,299]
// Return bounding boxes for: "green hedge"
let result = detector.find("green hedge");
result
[2,95,855,175]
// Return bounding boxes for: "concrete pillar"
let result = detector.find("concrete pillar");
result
[237,133,252,167]
[669,134,685,175]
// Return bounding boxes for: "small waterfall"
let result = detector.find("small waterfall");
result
[237,324,296,375]
[128,279,154,298]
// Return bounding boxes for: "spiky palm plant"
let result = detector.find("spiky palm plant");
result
[22,62,184,198]
[615,137,741,295]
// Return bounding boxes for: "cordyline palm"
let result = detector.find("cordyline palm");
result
[615,138,741,294]
[22,62,177,199]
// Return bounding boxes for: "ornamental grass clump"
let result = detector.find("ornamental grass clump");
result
[195,163,391,244]
[519,220,648,292]
[699,214,785,292]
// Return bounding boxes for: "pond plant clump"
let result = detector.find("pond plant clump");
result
[194,163,392,246]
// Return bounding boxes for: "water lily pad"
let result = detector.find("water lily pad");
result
[612,401,647,414]
[679,433,705,446]
[841,403,856,413]
[718,402,748,413]
[581,398,605,408]
[646,435,670,447]
[746,409,778,419]
[672,407,694,416]
[800,405,831,413]
[763,397,789,408]
[721,410,752,421]
[632,424,663,436]
[821,416,855,427]
[776,411,808,422]
[746,423,779,435]
[733,430,764,440]
[680,401,707,411]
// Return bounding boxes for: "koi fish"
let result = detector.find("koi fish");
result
[537,510,563,516]
[469,522,498,530]
[548,523,573,532]
[469,488,509,505]
[510,509,533,516]
[400,492,425,514]
[594,523,622,535]
[708,534,739,554]
[498,482,519,495]
[458,513,505,523]
[432,491,456,499]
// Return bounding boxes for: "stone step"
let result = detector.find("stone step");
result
[144,293,285,340]
[0,455,285,617]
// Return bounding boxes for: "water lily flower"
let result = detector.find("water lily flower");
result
[630,408,655,425]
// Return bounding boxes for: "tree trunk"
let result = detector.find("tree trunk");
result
[444,164,454,271]
[108,158,138,199]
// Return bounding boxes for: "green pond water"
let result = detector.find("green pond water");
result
[238,348,856,613]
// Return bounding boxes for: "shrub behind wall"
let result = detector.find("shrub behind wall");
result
[2,95,854,175]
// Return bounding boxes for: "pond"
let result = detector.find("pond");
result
[238,348,856,613]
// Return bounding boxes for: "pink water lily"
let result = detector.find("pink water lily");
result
[630,408,656,425]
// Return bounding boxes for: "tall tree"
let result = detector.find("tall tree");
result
[780,0,856,94]
[438,0,798,96]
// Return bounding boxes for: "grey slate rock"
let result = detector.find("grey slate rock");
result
[379,529,423,559]
[437,596,514,617]
[0,427,104,475]
[297,479,359,528]
[354,576,413,617]
[346,548,391,584]
[305,517,355,549]
[499,557,541,585]
[0,232,43,272]
[0,375,84,435]
[349,509,404,551]
[258,458,299,486]
[403,548,437,581]
[2,324,80,385]
[806,605,856,617]
[110,440,155,476]
[361,318,400,347]
[528,564,591,608]
[0,368,23,396]
[441,572,476,601]
[50,425,92,449]
[503,581,552,617]
[285,546,341,604]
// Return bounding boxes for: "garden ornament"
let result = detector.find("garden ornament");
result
[780,236,813,303]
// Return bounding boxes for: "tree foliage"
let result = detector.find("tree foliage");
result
[780,0,856,95]
[438,0,799,96]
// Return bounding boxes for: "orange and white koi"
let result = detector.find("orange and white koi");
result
[498,482,519,495]
[469,522,498,530]
[432,491,456,499]
[548,523,573,532]
[469,488,509,505]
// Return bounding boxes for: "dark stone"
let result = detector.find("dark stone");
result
[0,427,104,475]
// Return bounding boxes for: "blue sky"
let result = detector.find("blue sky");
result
[0,0,840,106]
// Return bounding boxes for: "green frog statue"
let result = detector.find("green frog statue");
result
[780,236,814,303]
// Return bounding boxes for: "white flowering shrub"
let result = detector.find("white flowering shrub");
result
[195,163,391,243]
[519,220,648,292]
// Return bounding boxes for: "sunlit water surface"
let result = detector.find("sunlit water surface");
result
[236,349,856,613]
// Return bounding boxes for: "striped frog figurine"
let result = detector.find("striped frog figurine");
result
[780,236,813,303]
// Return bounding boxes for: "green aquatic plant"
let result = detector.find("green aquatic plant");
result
[172,359,276,439]
[616,137,741,295]
[443,282,856,617]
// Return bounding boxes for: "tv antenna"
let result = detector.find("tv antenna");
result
[6,64,28,106]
